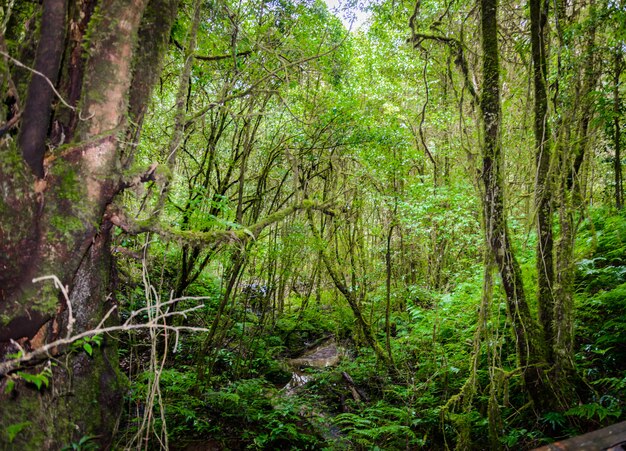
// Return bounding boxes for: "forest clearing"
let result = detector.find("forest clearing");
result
[1,0,626,448]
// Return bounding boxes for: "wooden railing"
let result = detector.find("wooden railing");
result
[534,421,626,450]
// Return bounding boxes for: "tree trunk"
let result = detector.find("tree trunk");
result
[0,0,177,447]
[614,50,623,210]
[530,0,556,359]
[479,0,548,408]
[553,2,599,388]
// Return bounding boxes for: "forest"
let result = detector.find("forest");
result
[0,0,625,449]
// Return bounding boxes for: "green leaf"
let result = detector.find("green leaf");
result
[4,379,15,394]
[83,342,93,356]
[91,335,103,347]
[7,350,23,360]
[17,367,52,390]
[6,421,31,443]
[17,371,44,390]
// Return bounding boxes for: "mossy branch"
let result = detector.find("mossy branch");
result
[109,199,335,247]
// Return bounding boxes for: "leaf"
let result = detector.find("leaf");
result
[6,421,31,443]
[17,371,44,390]
[83,342,93,356]
[17,367,52,390]
[4,379,15,394]
[7,350,23,360]
[91,335,103,347]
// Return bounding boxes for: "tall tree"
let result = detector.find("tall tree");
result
[0,0,178,447]
[552,0,600,385]
[478,0,548,408]
[530,0,556,358]
[613,49,623,210]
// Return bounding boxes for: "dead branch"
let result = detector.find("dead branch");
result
[0,277,211,376]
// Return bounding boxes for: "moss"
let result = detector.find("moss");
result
[30,283,61,316]
[43,157,92,250]
[155,163,172,179]
[0,340,127,449]
[0,314,10,327]
[49,214,84,240]
[49,158,83,203]
[0,388,47,448]
[0,143,33,209]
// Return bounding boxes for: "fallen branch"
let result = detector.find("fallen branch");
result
[342,371,369,403]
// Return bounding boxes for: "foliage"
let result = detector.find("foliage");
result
[60,436,100,451]
[16,367,53,391]
[333,401,424,449]
[5,0,617,447]
[71,335,103,357]
[126,370,321,449]
[4,422,31,444]
[576,210,626,376]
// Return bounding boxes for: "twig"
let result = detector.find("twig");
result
[33,275,74,340]
[0,50,76,111]
[0,278,210,376]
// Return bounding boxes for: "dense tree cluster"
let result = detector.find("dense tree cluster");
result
[0,0,624,448]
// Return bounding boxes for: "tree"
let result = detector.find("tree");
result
[478,0,548,408]
[530,0,555,360]
[0,0,177,447]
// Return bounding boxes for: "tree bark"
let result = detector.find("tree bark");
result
[553,2,599,387]
[614,50,623,210]
[18,0,67,177]
[0,0,176,447]
[479,0,547,408]
[530,0,556,359]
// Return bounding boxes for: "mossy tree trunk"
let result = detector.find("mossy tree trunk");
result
[613,49,623,211]
[0,0,178,447]
[530,0,556,362]
[553,1,599,389]
[479,0,550,409]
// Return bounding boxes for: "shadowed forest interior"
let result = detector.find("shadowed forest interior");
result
[1,0,626,449]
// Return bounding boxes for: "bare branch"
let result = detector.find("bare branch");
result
[0,278,211,376]
[0,50,75,111]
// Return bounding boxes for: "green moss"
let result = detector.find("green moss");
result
[0,143,33,207]
[44,158,91,249]
[50,159,82,203]
[0,341,127,449]
[0,389,47,448]
[155,163,172,179]
[0,314,10,327]
[30,283,61,316]
[49,214,84,239]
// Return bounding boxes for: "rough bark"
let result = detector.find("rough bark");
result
[61,0,98,142]
[479,0,547,408]
[0,0,175,447]
[530,0,556,359]
[127,0,180,144]
[614,50,623,210]
[17,0,67,177]
[553,4,598,385]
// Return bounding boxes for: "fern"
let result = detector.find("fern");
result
[565,402,621,422]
